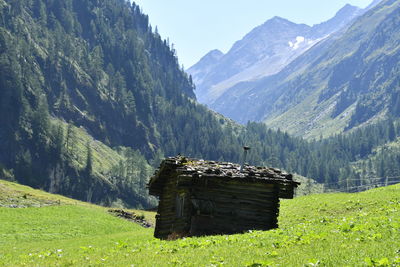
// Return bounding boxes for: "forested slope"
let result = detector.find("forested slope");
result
[0,0,243,207]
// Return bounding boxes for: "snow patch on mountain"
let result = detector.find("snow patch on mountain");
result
[288,36,306,50]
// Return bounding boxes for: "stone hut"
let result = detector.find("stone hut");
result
[148,156,299,239]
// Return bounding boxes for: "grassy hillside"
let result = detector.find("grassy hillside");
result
[1,179,399,266]
[54,120,125,181]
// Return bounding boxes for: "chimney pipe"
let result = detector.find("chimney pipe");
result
[240,146,251,172]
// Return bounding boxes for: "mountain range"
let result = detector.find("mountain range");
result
[188,4,364,105]
[188,0,395,139]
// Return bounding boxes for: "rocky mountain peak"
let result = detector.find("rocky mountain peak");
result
[199,49,224,63]
[188,2,368,107]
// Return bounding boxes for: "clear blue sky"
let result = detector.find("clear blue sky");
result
[133,0,373,68]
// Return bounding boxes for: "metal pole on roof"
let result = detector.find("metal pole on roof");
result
[240,146,251,172]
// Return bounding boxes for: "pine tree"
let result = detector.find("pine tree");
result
[53,123,65,162]
[65,122,77,158]
[388,117,396,141]
[85,141,93,178]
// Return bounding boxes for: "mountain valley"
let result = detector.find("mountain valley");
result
[0,0,399,210]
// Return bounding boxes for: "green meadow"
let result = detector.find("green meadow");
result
[0,179,399,266]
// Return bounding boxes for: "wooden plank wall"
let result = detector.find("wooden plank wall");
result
[154,175,192,239]
[189,178,280,236]
[154,173,283,238]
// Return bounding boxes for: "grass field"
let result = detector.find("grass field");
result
[0,179,399,266]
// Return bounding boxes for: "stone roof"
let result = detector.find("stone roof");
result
[149,156,300,198]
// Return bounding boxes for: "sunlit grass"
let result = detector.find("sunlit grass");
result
[0,179,399,266]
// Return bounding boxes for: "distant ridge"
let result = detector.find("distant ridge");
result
[197,0,400,139]
[188,3,363,106]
